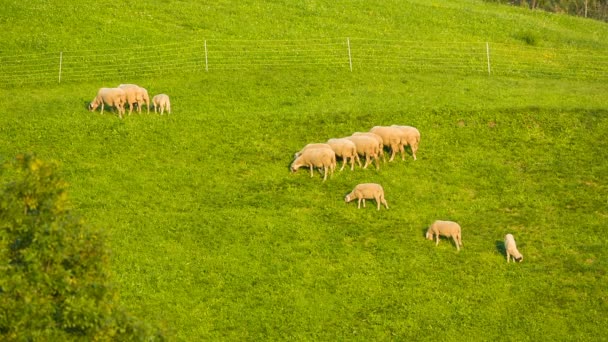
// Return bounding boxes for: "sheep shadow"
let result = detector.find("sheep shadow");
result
[495,240,506,256]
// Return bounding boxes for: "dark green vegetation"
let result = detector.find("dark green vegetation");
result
[485,0,608,22]
[0,155,164,340]
[1,0,607,340]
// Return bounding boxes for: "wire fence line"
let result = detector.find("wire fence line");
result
[1,37,607,86]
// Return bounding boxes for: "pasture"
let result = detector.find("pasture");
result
[1,0,607,340]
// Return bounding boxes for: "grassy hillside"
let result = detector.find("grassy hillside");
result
[1,0,607,340]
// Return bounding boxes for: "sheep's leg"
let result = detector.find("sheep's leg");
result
[340,157,346,171]
[374,155,380,170]
[357,198,361,209]
[355,154,362,168]
[363,155,370,169]
[322,166,328,181]
[309,165,314,178]
[389,146,397,162]
[375,197,380,210]
[100,103,105,115]
[435,235,440,246]
[454,237,460,251]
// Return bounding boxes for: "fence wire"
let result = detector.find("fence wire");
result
[0,38,606,86]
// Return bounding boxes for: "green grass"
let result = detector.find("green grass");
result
[2,0,608,340]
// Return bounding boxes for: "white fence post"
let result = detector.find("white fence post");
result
[486,42,491,76]
[204,40,208,72]
[58,51,63,83]
[347,37,353,72]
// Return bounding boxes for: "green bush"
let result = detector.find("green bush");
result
[0,154,164,341]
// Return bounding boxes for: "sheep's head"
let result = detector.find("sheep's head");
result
[289,162,299,173]
[344,194,353,203]
[515,256,523,263]
[425,229,434,240]
[88,101,98,112]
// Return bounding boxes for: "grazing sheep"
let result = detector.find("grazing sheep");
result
[88,87,126,119]
[391,125,421,161]
[344,183,388,210]
[294,143,333,159]
[152,94,171,115]
[352,132,386,163]
[326,138,361,171]
[118,84,150,115]
[345,134,381,170]
[426,220,462,251]
[290,147,336,181]
[369,126,405,162]
[505,234,523,263]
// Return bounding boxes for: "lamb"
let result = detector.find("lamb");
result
[345,134,381,169]
[88,87,127,119]
[391,125,421,161]
[290,147,336,181]
[352,132,386,163]
[152,94,171,115]
[426,220,463,251]
[504,234,523,263]
[118,84,150,115]
[326,138,361,171]
[344,183,388,210]
[369,126,405,162]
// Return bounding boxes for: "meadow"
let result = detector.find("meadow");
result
[1,0,607,340]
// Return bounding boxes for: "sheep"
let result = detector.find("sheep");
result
[152,94,171,115]
[345,134,381,170]
[326,138,361,171]
[391,125,421,161]
[344,183,388,210]
[290,147,336,181]
[118,84,150,115]
[504,234,523,263]
[369,126,405,162]
[294,143,333,159]
[352,132,386,163]
[426,220,463,251]
[88,87,127,119]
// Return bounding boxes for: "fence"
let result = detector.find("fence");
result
[1,38,607,85]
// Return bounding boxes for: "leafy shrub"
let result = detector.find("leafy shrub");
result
[0,154,165,341]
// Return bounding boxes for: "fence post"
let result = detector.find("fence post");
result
[486,42,491,76]
[204,40,208,72]
[347,37,353,72]
[58,51,63,83]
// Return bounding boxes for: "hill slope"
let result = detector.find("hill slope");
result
[1,0,607,340]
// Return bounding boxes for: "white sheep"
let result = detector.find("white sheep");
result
[294,143,333,159]
[88,87,127,119]
[326,138,361,171]
[290,147,336,181]
[391,125,421,161]
[369,126,405,162]
[345,134,381,169]
[352,132,386,163]
[344,183,388,210]
[426,220,463,251]
[504,234,523,263]
[118,84,150,115]
[152,94,171,115]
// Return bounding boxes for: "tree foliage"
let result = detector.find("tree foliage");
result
[485,0,608,21]
[0,154,164,341]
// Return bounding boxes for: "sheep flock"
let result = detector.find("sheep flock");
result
[89,84,170,118]
[87,87,524,261]
[291,124,523,260]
